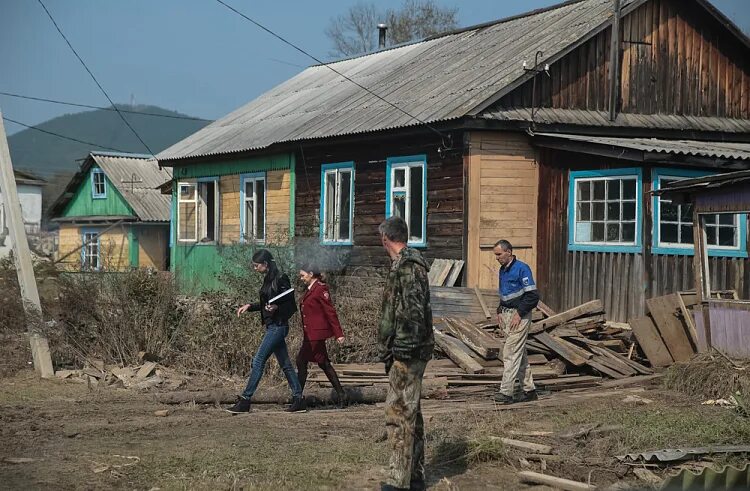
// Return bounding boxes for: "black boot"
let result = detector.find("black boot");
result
[320,361,347,408]
[226,397,251,414]
[287,396,306,412]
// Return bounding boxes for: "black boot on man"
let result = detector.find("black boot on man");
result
[492,392,515,405]
[517,390,538,402]
[226,397,251,414]
[286,396,306,412]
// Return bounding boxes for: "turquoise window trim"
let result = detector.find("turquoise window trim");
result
[652,168,748,258]
[320,162,355,246]
[239,172,267,245]
[568,168,643,253]
[385,155,427,248]
[91,168,107,199]
[81,227,101,271]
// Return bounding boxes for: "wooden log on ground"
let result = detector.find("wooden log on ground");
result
[444,317,503,359]
[530,300,604,334]
[518,471,595,491]
[496,437,553,454]
[433,328,485,374]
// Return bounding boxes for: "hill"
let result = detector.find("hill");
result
[7,105,210,178]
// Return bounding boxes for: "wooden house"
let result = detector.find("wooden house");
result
[0,170,45,258]
[49,152,171,271]
[158,0,750,320]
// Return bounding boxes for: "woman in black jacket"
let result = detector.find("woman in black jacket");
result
[227,249,304,413]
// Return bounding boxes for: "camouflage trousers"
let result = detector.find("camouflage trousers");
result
[384,358,427,489]
[498,309,536,397]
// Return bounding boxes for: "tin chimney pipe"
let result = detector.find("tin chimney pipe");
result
[377,23,387,49]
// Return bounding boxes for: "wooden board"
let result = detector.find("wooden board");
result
[646,294,695,362]
[433,329,485,374]
[533,332,590,367]
[444,318,502,360]
[444,260,464,287]
[474,285,492,319]
[628,315,673,367]
[530,300,604,334]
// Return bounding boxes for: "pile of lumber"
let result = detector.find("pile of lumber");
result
[629,290,737,367]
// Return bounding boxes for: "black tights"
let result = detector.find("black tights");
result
[296,357,344,395]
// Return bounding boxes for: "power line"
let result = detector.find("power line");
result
[214,0,451,148]
[0,91,214,122]
[36,0,155,155]
[3,116,129,152]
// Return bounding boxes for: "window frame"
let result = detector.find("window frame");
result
[176,181,198,243]
[196,177,220,244]
[568,168,643,253]
[240,172,267,244]
[385,155,427,247]
[81,229,101,271]
[320,162,355,246]
[652,168,748,257]
[91,168,107,199]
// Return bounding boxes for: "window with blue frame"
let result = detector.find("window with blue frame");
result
[568,168,642,253]
[81,230,100,270]
[241,173,266,243]
[652,168,747,257]
[91,168,106,199]
[320,163,354,245]
[386,156,427,246]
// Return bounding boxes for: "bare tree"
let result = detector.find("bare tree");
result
[326,0,458,58]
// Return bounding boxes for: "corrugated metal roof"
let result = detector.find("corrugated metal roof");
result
[158,0,637,162]
[483,107,750,133]
[91,152,172,222]
[653,169,750,196]
[534,133,750,160]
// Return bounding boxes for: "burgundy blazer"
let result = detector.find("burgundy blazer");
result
[299,281,344,341]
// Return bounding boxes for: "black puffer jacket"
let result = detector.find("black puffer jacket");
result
[248,273,297,326]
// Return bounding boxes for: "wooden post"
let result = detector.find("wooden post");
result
[0,110,54,378]
[692,210,711,348]
[608,0,622,121]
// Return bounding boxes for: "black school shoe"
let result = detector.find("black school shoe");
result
[226,397,251,414]
[286,396,306,412]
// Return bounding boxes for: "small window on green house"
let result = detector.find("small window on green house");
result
[177,182,197,242]
[91,169,106,199]
[241,174,266,243]
[82,231,100,270]
[197,180,218,242]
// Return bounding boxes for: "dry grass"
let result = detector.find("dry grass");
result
[663,350,750,401]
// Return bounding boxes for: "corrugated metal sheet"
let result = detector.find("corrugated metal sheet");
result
[484,107,750,133]
[654,170,750,194]
[662,463,750,491]
[158,0,636,162]
[534,133,750,160]
[91,152,172,222]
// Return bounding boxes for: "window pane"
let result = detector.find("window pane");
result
[622,202,636,220]
[607,180,620,200]
[180,184,196,200]
[325,173,336,240]
[622,180,636,199]
[592,222,605,241]
[409,166,423,241]
[706,226,717,245]
[575,222,592,242]
[622,223,635,242]
[680,225,694,244]
[245,199,254,239]
[593,181,605,200]
[393,194,406,219]
[593,202,605,220]
[200,182,216,241]
[660,202,679,222]
[661,223,678,244]
[339,171,352,241]
[394,169,406,187]
[607,202,620,221]
[680,203,693,222]
[606,223,620,241]
[577,202,590,221]
[703,214,718,225]
[577,181,590,201]
[255,180,265,240]
[718,226,736,247]
[179,202,196,241]
[718,214,734,225]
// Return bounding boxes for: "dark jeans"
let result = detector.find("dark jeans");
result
[241,322,302,399]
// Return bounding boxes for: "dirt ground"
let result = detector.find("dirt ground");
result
[1,371,749,490]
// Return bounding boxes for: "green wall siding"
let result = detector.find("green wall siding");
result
[170,153,295,293]
[128,227,139,268]
[62,166,135,218]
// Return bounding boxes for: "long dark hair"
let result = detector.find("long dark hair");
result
[253,249,280,297]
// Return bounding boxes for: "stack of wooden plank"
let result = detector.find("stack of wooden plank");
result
[629,290,737,367]
[428,259,465,287]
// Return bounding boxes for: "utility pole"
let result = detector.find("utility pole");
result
[0,109,54,378]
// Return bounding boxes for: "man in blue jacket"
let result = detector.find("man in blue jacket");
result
[492,239,540,404]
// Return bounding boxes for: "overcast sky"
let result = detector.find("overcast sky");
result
[1,0,748,134]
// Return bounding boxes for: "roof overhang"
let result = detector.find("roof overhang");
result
[51,216,138,225]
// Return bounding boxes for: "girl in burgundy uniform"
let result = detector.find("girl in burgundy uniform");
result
[296,265,347,407]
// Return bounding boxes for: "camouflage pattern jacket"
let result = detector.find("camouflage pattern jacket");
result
[378,247,434,363]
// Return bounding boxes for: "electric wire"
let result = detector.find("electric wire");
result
[213,0,452,149]
[0,91,213,122]
[3,116,129,152]
[36,0,156,155]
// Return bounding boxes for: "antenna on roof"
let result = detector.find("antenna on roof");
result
[122,173,143,193]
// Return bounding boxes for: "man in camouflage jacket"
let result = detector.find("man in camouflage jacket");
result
[377,216,434,491]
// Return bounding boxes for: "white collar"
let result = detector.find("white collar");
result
[307,279,318,290]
